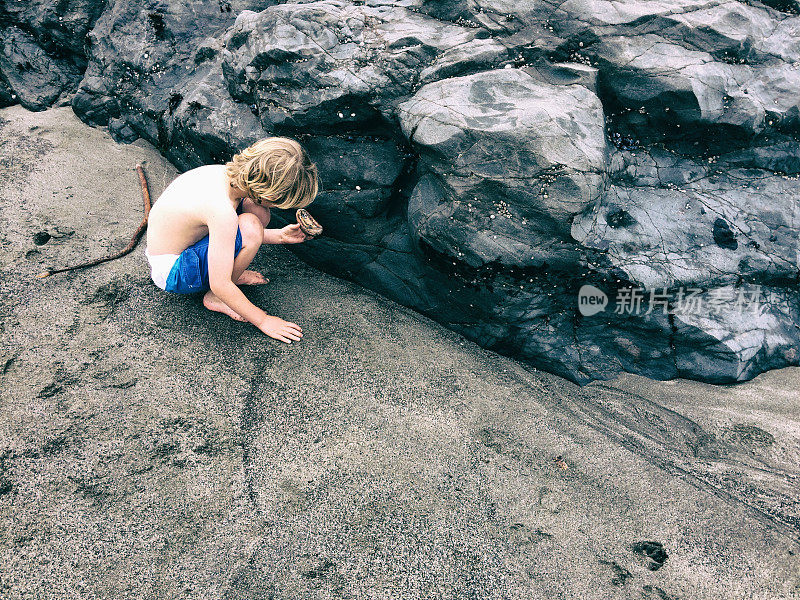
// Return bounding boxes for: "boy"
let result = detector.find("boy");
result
[144,137,319,344]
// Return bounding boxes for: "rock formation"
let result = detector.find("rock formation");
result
[2,0,799,384]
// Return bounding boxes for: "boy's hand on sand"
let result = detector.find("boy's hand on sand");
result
[257,315,303,343]
[278,223,307,244]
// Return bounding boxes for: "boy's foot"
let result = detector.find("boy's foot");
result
[203,291,246,322]
[236,270,269,285]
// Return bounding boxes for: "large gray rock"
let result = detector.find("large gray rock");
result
[2,0,799,385]
[399,67,609,269]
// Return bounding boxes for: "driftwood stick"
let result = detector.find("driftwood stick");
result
[37,164,153,278]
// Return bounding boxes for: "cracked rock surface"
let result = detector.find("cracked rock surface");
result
[1,0,799,381]
[2,104,800,600]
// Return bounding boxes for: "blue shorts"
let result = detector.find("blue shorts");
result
[164,227,243,294]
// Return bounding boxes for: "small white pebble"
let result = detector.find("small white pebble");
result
[338,112,344,118]
[504,64,512,69]
[350,112,355,117]
[355,185,361,191]
[490,214,495,219]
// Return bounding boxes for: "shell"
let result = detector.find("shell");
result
[296,209,322,237]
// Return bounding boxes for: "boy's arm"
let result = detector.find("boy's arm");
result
[207,212,267,324]
[239,199,305,245]
[263,222,306,245]
[206,212,302,343]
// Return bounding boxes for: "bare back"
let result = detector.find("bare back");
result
[146,164,238,255]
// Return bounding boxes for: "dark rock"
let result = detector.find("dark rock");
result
[591,34,800,143]
[606,208,635,229]
[718,140,800,174]
[0,0,106,109]
[0,26,83,110]
[0,77,14,108]
[107,117,139,144]
[0,0,107,64]
[572,164,800,288]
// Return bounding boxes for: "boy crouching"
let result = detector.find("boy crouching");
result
[144,137,319,343]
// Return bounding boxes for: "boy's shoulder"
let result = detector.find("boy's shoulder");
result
[165,165,230,209]
[177,164,226,184]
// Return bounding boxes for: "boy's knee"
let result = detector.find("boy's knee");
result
[252,204,270,227]
[238,213,263,246]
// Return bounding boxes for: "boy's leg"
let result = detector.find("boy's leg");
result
[203,213,265,321]
[239,197,270,227]
[237,199,270,285]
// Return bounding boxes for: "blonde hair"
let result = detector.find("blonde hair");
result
[225,137,320,209]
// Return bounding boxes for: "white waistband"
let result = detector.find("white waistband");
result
[145,247,180,291]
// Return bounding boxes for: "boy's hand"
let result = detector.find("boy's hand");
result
[257,315,303,343]
[278,223,307,244]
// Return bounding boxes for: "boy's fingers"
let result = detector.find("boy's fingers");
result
[283,329,302,341]
[285,322,302,332]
